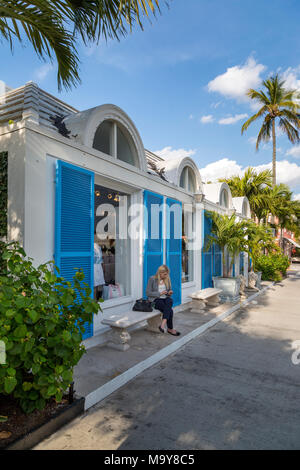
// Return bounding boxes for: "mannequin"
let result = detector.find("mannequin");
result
[94,234,105,300]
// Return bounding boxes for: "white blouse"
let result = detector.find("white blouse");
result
[158,281,167,299]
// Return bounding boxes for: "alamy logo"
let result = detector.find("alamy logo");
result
[291,341,300,365]
[0,341,6,365]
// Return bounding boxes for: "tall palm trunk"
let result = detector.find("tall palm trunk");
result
[272,119,276,187]
[222,249,227,278]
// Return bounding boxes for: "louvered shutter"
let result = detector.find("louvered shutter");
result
[213,242,222,277]
[55,160,94,340]
[166,198,182,307]
[202,211,213,288]
[143,191,164,297]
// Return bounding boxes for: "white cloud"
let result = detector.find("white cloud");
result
[207,57,266,103]
[211,101,222,109]
[218,113,248,125]
[248,136,257,145]
[200,158,300,189]
[154,146,197,161]
[200,115,214,124]
[281,66,300,92]
[293,193,300,201]
[200,158,244,182]
[35,64,53,81]
[286,145,300,159]
[254,160,300,188]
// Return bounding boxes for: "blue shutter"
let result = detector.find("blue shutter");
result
[232,261,235,277]
[213,242,222,277]
[55,160,94,340]
[166,198,182,307]
[143,191,164,297]
[202,211,213,288]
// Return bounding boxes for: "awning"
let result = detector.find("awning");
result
[284,237,300,249]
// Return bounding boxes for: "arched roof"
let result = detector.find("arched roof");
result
[155,156,203,192]
[232,197,251,218]
[63,104,147,171]
[203,182,233,209]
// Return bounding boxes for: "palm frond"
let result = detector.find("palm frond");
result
[279,118,300,144]
[0,0,167,90]
[0,1,80,90]
[241,106,268,134]
[256,115,272,149]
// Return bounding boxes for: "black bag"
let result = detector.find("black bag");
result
[133,298,153,312]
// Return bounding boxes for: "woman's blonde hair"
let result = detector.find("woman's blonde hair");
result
[155,265,171,290]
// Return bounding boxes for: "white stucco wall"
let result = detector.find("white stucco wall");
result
[2,119,204,338]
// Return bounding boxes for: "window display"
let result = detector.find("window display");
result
[182,208,194,283]
[94,183,131,301]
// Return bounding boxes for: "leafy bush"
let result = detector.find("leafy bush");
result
[255,253,290,282]
[0,243,101,414]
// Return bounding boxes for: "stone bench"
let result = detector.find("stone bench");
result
[101,309,162,351]
[188,288,222,313]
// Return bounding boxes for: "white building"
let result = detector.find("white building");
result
[0,82,251,346]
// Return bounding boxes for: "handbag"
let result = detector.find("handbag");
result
[103,283,124,300]
[132,298,153,312]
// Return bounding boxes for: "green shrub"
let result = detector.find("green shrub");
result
[0,243,101,414]
[255,253,290,282]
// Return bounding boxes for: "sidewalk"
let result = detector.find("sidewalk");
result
[35,266,300,450]
[74,283,272,403]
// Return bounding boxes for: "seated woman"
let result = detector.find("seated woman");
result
[146,265,181,336]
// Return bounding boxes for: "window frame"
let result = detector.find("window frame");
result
[179,166,196,193]
[93,120,139,168]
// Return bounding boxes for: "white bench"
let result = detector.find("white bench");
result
[188,288,222,313]
[101,309,162,351]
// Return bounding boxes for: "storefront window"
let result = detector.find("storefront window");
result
[220,189,229,208]
[93,120,139,168]
[93,120,113,156]
[182,208,194,283]
[94,183,131,301]
[180,167,196,193]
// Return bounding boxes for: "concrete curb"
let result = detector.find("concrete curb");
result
[84,283,275,410]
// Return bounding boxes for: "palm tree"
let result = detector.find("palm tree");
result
[245,221,278,271]
[241,75,300,186]
[268,184,300,249]
[0,1,164,90]
[219,167,273,221]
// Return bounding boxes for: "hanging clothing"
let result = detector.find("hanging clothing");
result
[94,243,105,287]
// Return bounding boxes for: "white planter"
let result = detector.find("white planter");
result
[213,277,241,303]
[255,271,262,289]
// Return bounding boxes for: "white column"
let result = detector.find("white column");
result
[194,202,204,291]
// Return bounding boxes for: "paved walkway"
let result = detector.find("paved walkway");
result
[35,266,300,450]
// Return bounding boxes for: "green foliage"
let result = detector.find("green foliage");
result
[255,253,290,282]
[245,221,279,271]
[0,151,8,239]
[220,168,273,221]
[0,242,101,414]
[204,212,248,277]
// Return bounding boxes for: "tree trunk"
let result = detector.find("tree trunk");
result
[222,249,227,278]
[272,119,276,187]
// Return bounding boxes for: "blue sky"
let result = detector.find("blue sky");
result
[1,0,300,197]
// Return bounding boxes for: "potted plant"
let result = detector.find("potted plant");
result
[205,212,248,302]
